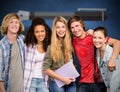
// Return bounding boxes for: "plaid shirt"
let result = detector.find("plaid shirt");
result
[24,44,36,92]
[0,35,25,92]
[24,44,48,92]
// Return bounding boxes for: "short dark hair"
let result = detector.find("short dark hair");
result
[68,15,85,31]
[94,26,108,37]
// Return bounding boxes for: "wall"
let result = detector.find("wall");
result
[0,0,120,39]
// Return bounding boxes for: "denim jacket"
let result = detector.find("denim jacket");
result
[96,44,120,88]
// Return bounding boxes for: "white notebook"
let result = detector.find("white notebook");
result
[54,60,80,87]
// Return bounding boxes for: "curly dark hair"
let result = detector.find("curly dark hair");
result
[24,17,51,51]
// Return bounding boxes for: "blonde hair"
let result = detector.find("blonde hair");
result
[0,13,24,36]
[51,16,72,63]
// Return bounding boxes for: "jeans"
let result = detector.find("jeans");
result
[49,79,76,92]
[77,82,105,92]
[29,78,49,92]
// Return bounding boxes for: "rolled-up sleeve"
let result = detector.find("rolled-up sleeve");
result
[0,46,3,81]
[43,46,53,70]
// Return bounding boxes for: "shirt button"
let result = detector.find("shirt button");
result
[105,79,107,81]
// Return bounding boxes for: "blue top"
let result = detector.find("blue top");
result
[96,44,120,88]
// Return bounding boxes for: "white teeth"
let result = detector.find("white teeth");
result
[96,43,99,45]
[94,42,99,45]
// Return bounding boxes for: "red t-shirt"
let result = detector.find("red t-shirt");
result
[73,35,100,83]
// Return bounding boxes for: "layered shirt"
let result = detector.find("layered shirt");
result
[0,35,25,92]
[24,45,47,92]
[96,44,120,90]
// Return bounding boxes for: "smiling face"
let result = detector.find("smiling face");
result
[56,21,66,38]
[34,25,46,44]
[70,21,85,39]
[7,17,20,35]
[93,30,107,49]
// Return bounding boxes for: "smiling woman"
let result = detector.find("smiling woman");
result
[56,21,66,38]
[43,16,77,92]
[93,26,120,92]
[24,17,52,92]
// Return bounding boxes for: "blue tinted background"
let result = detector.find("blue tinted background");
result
[0,0,120,39]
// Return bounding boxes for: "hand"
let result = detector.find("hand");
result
[108,58,116,72]
[86,29,94,35]
[0,82,6,92]
[62,77,74,85]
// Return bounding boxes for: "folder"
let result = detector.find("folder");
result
[54,60,80,87]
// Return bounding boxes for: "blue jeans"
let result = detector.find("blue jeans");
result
[77,82,104,92]
[49,79,76,92]
[29,78,49,92]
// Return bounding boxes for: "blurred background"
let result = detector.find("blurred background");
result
[0,0,120,40]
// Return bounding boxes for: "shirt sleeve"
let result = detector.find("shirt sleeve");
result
[43,46,53,70]
[0,46,3,81]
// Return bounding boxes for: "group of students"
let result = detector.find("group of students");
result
[0,13,120,92]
